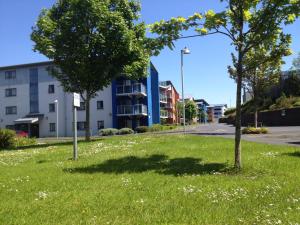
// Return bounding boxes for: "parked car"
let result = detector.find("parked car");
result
[16,130,28,138]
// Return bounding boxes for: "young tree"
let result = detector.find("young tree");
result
[229,34,292,128]
[31,0,150,141]
[185,100,198,124]
[150,0,299,169]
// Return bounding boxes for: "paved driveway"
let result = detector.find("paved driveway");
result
[175,123,300,147]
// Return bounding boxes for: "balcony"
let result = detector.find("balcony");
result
[165,103,173,109]
[160,110,168,118]
[116,83,147,96]
[160,94,168,103]
[167,92,173,99]
[117,104,148,116]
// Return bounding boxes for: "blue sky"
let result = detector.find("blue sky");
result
[0,0,299,106]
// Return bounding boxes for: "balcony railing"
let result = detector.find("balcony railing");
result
[160,110,168,118]
[167,93,173,99]
[117,104,148,116]
[160,94,168,103]
[116,83,147,96]
[165,103,173,109]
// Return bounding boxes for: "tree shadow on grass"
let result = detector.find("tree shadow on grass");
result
[66,154,228,176]
[282,151,300,157]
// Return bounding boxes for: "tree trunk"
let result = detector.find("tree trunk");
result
[235,68,243,169]
[254,109,258,128]
[85,97,91,141]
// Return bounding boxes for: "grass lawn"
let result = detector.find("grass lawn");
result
[0,134,300,225]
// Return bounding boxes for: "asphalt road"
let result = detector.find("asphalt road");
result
[179,123,300,147]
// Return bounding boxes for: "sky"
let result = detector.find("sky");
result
[0,0,299,107]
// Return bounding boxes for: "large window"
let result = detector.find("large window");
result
[77,122,86,131]
[97,101,104,110]
[49,103,55,112]
[5,70,16,80]
[97,121,104,130]
[48,84,55,94]
[5,88,17,97]
[49,123,56,132]
[6,106,17,115]
[78,102,86,111]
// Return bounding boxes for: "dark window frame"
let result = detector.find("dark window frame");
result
[97,101,104,110]
[97,120,104,130]
[49,103,56,113]
[48,84,55,94]
[5,106,17,115]
[78,102,86,111]
[49,123,56,132]
[5,88,17,97]
[5,70,16,80]
[77,121,87,131]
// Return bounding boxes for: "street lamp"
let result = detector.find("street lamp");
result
[54,99,59,139]
[181,47,191,134]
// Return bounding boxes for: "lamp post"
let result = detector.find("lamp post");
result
[54,100,59,139]
[181,47,191,134]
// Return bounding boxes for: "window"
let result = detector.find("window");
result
[49,103,56,112]
[6,106,17,115]
[77,122,86,131]
[49,123,56,132]
[97,121,104,130]
[48,85,55,94]
[5,70,16,80]
[5,88,17,97]
[97,101,104,110]
[78,102,86,111]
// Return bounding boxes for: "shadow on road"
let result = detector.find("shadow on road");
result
[65,154,228,176]
[287,142,300,146]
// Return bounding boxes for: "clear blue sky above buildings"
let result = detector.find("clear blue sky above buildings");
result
[0,0,299,106]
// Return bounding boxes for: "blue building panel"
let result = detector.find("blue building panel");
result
[111,61,160,130]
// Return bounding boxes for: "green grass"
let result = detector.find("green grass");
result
[0,134,300,225]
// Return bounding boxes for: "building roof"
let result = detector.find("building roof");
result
[0,61,53,71]
[194,99,209,106]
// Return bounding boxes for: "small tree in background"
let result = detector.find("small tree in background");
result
[150,0,300,169]
[229,34,292,128]
[185,100,198,124]
[31,0,151,141]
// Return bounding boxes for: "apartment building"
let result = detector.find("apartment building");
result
[159,81,180,124]
[194,99,209,123]
[207,104,227,121]
[0,61,160,137]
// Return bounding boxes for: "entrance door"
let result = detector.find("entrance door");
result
[30,124,39,138]
[126,119,132,129]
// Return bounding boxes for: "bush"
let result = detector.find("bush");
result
[149,124,163,132]
[119,128,134,135]
[99,128,119,136]
[15,137,37,147]
[135,126,149,133]
[224,108,236,116]
[242,127,269,135]
[0,129,17,150]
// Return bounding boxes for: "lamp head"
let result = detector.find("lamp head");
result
[182,47,191,54]
[54,100,58,103]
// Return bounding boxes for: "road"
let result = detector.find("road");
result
[172,123,300,147]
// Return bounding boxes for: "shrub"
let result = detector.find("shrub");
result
[149,124,163,132]
[119,128,134,135]
[224,108,236,116]
[135,126,149,133]
[0,129,17,149]
[242,127,269,135]
[99,128,119,136]
[15,137,37,147]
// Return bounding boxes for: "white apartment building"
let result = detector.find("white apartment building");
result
[0,61,113,138]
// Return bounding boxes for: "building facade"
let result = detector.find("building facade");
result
[159,81,179,124]
[0,61,160,137]
[194,99,209,123]
[208,104,227,121]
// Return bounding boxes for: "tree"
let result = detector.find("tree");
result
[292,52,300,70]
[185,100,198,124]
[31,0,150,141]
[150,0,300,169]
[229,35,292,128]
[283,74,300,96]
